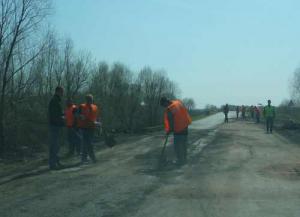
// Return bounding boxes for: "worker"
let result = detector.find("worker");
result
[241,105,246,120]
[236,106,240,119]
[79,94,99,164]
[223,104,229,123]
[65,98,81,156]
[160,97,192,166]
[263,100,276,133]
[250,105,254,119]
[254,106,260,123]
[48,86,65,170]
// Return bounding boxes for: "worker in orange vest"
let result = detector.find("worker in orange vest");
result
[160,97,192,165]
[65,98,81,156]
[78,94,99,164]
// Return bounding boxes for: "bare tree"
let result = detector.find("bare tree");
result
[183,98,196,111]
[138,67,178,126]
[0,0,50,156]
[290,68,300,105]
[0,0,187,158]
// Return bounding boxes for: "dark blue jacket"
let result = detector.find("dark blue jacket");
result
[48,94,64,126]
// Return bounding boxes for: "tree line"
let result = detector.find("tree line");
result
[0,0,191,158]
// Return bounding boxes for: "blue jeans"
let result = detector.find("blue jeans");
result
[256,114,260,123]
[49,125,62,168]
[67,128,81,155]
[81,128,96,162]
[266,117,274,133]
[224,113,229,123]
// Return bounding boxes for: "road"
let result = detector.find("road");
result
[0,113,299,217]
[190,111,235,130]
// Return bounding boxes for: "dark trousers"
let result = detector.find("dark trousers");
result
[266,117,274,133]
[49,125,62,168]
[236,112,239,119]
[256,114,260,123]
[224,113,229,123]
[81,128,96,162]
[67,127,81,155]
[174,128,188,165]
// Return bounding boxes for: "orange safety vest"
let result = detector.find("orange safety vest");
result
[78,103,99,128]
[164,100,192,133]
[65,104,77,128]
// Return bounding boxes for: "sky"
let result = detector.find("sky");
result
[51,0,300,108]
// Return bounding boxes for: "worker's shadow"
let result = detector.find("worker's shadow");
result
[134,146,182,176]
[0,162,82,186]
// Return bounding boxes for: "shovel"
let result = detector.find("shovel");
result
[158,134,169,168]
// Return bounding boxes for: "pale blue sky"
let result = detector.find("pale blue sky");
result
[51,0,300,107]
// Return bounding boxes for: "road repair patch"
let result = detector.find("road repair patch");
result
[259,163,300,180]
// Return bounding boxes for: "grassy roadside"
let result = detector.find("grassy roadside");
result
[276,107,300,124]
[191,111,218,121]
[191,114,208,121]
[273,107,300,145]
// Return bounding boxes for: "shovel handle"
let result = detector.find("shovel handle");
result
[160,134,169,156]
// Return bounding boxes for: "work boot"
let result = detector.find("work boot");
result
[172,160,183,167]
[57,162,65,169]
[50,164,64,170]
[49,166,58,171]
[80,157,89,165]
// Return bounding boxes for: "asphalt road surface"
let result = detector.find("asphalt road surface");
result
[0,113,299,217]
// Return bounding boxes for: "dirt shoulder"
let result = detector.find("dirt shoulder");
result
[0,133,160,185]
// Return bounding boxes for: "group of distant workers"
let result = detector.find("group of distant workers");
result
[48,86,192,170]
[223,100,276,133]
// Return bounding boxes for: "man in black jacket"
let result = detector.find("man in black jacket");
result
[48,86,65,170]
[223,104,229,123]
